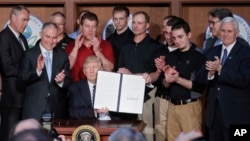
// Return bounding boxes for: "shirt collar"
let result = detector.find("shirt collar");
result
[87,81,95,87]
[222,40,236,54]
[8,24,20,39]
[87,81,95,94]
[39,43,53,57]
[168,46,178,52]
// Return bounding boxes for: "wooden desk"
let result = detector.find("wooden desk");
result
[53,120,146,141]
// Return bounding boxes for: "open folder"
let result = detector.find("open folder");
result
[94,71,145,114]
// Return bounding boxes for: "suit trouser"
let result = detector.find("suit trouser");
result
[208,100,229,141]
[0,107,22,141]
[154,97,169,141]
[167,100,202,141]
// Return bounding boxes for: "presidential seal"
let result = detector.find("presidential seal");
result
[4,14,43,48]
[72,125,100,141]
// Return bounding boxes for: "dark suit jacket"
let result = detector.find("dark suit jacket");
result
[0,26,29,108]
[199,41,250,128]
[203,36,250,53]
[68,79,97,120]
[18,44,71,120]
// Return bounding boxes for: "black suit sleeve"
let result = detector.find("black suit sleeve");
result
[0,32,20,76]
[60,53,71,88]
[17,51,40,87]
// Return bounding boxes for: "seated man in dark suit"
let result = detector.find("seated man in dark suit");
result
[68,55,152,120]
[68,55,110,120]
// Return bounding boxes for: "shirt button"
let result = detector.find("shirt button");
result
[217,88,220,91]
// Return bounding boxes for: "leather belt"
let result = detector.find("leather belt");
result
[156,94,171,100]
[169,98,199,105]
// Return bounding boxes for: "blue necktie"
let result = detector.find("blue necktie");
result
[45,51,52,81]
[221,49,228,66]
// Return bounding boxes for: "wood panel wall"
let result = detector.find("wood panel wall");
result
[0,0,249,48]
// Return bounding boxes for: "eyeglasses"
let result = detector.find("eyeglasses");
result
[54,23,65,26]
[208,20,220,25]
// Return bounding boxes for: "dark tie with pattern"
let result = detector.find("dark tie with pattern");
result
[221,49,228,66]
[92,85,96,106]
[18,35,26,51]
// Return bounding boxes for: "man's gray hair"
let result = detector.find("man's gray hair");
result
[220,17,239,30]
[41,22,58,32]
[10,5,30,19]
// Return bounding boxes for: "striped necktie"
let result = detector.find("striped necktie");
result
[92,85,96,106]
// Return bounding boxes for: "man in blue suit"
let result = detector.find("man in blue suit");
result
[68,55,110,120]
[200,17,250,141]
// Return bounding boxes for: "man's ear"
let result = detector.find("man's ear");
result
[146,23,150,30]
[39,31,42,38]
[236,29,240,37]
[127,16,130,23]
[188,32,192,39]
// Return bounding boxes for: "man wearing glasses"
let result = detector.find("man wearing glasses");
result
[50,12,74,50]
[202,8,249,53]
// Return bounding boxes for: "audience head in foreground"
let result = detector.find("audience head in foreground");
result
[12,118,42,136]
[9,129,52,141]
[108,127,145,141]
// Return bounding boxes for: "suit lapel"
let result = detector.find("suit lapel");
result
[6,26,26,51]
[80,80,92,105]
[224,42,241,66]
[51,49,57,82]
[217,45,223,59]
[20,34,29,50]
[208,45,222,61]
[36,45,51,82]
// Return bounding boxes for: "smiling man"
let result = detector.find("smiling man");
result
[201,17,250,141]
[162,19,206,141]
[202,8,249,53]
[18,22,71,121]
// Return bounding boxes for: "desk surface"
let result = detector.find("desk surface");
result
[54,120,146,136]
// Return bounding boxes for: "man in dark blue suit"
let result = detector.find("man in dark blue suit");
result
[18,22,71,121]
[68,55,111,120]
[0,5,30,141]
[200,17,250,141]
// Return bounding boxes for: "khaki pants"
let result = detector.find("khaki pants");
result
[154,97,169,141]
[167,100,202,141]
[138,88,156,141]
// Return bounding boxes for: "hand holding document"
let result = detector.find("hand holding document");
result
[94,71,145,114]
